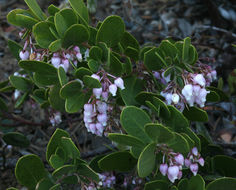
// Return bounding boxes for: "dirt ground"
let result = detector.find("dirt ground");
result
[0,0,236,189]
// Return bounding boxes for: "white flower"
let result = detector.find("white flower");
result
[160,163,168,176]
[91,74,100,81]
[190,163,198,176]
[167,165,179,183]
[109,84,117,96]
[182,84,193,101]
[193,74,206,87]
[93,88,103,99]
[114,77,125,90]
[19,50,30,60]
[172,93,180,104]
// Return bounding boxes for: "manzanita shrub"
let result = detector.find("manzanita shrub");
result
[1,0,236,189]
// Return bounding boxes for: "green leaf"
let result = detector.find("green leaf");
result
[8,40,23,61]
[183,106,208,122]
[124,46,139,61]
[137,143,156,177]
[89,46,103,61]
[207,90,220,102]
[164,105,189,132]
[145,123,175,143]
[212,155,236,177]
[3,132,30,148]
[144,47,166,71]
[108,51,123,76]
[182,37,191,63]
[68,0,89,24]
[60,80,82,99]
[49,154,64,169]
[36,178,54,190]
[120,106,152,143]
[7,188,19,190]
[168,133,190,153]
[98,151,137,172]
[120,31,139,50]
[15,92,29,108]
[7,9,38,29]
[144,180,169,190]
[160,40,178,60]
[184,128,201,151]
[33,21,56,48]
[65,93,87,113]
[0,97,8,111]
[24,0,46,20]
[188,175,205,190]
[62,24,89,48]
[48,4,60,16]
[120,76,144,106]
[61,137,80,159]
[9,75,33,92]
[206,178,236,190]
[49,184,61,190]
[54,8,78,37]
[46,128,70,162]
[48,84,65,112]
[77,164,99,182]
[49,39,62,52]
[96,15,125,47]
[206,86,229,101]
[52,165,76,178]
[58,67,68,86]
[15,154,47,190]
[62,175,78,184]
[152,97,171,119]
[89,155,105,173]
[108,133,145,148]
[75,67,93,79]
[88,59,100,72]
[83,75,101,88]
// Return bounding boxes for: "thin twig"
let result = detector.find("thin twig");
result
[197,25,236,39]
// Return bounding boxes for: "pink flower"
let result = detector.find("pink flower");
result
[114,77,125,90]
[91,74,101,81]
[198,157,204,166]
[160,163,168,176]
[192,147,198,156]
[167,165,179,183]
[93,88,103,99]
[190,163,199,176]
[193,74,206,87]
[19,50,30,60]
[109,84,117,96]
[185,159,191,167]
[174,154,184,165]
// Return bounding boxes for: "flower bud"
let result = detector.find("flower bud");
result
[89,123,96,134]
[182,84,193,101]
[184,159,191,167]
[19,50,30,60]
[84,104,93,112]
[174,154,184,165]
[193,74,206,87]
[91,74,100,81]
[114,77,125,90]
[97,101,107,113]
[172,93,180,104]
[51,57,61,68]
[109,84,117,96]
[102,91,109,101]
[190,163,198,176]
[96,122,104,134]
[198,157,204,166]
[76,52,82,62]
[167,165,179,183]
[93,88,103,99]
[97,113,107,126]
[166,93,172,105]
[160,163,168,176]
[192,147,198,156]
[211,70,217,80]
[73,46,80,52]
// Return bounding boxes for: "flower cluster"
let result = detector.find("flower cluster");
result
[123,176,143,189]
[84,172,116,190]
[159,146,204,183]
[159,152,184,183]
[49,112,62,127]
[185,147,204,176]
[51,46,89,72]
[18,31,89,73]
[83,73,125,136]
[155,63,217,111]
